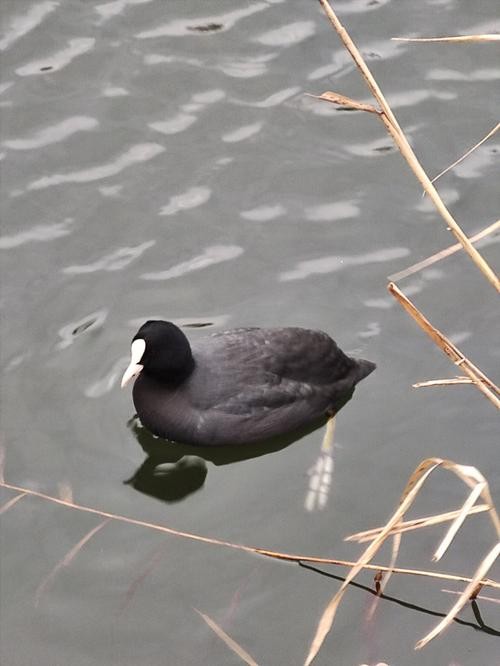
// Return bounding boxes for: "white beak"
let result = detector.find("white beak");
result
[121,338,146,388]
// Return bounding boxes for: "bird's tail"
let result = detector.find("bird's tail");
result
[350,357,376,385]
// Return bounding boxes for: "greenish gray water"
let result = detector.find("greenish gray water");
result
[1,1,499,665]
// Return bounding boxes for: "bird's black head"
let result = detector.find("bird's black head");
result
[122,320,194,387]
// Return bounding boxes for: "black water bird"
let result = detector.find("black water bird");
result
[121,320,375,446]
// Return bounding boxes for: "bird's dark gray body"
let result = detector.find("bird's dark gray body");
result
[132,327,375,446]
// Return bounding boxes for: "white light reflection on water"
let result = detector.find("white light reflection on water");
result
[63,241,155,275]
[141,245,244,281]
[95,0,154,23]
[159,187,211,216]
[253,21,316,47]
[27,143,165,190]
[0,218,74,249]
[240,204,287,222]
[16,37,95,76]
[135,3,269,39]
[222,123,263,143]
[3,117,98,151]
[0,1,59,51]
[280,247,410,282]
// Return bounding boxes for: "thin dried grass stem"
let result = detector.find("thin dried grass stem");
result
[430,123,499,184]
[416,542,500,649]
[317,0,500,291]
[317,0,399,129]
[387,282,500,408]
[378,116,500,291]
[387,219,500,281]
[346,504,490,543]
[304,457,500,664]
[392,35,500,43]
[2,479,498,590]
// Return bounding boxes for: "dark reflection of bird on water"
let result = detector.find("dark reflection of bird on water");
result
[125,413,329,503]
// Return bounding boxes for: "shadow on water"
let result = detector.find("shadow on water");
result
[125,414,328,503]
[299,563,500,638]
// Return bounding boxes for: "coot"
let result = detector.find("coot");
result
[121,320,375,446]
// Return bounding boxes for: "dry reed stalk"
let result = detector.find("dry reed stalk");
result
[388,282,500,407]
[346,504,490,543]
[392,35,500,43]
[195,609,260,666]
[416,542,500,649]
[413,378,473,388]
[316,0,500,291]
[304,458,500,665]
[387,219,500,281]
[430,123,499,185]
[2,478,498,590]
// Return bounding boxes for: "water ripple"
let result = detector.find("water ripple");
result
[149,113,198,134]
[233,86,301,108]
[63,241,155,274]
[98,184,123,197]
[143,54,201,67]
[358,322,381,339]
[57,309,108,349]
[305,201,360,222]
[85,358,128,398]
[387,89,456,108]
[0,82,14,95]
[141,245,244,281]
[0,218,74,249]
[240,204,287,222]
[101,86,129,97]
[427,68,500,82]
[150,113,197,135]
[150,89,225,135]
[280,247,410,282]
[450,147,499,179]
[159,187,211,216]
[253,20,316,47]
[27,143,165,190]
[16,37,96,76]
[308,39,404,81]
[0,1,58,52]
[3,116,98,150]
[217,53,276,79]
[95,0,154,22]
[136,3,269,39]
[364,270,443,309]
[334,0,391,14]
[222,122,263,143]
[129,314,231,329]
[416,188,460,213]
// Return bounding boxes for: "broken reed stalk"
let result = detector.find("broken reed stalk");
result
[413,378,473,388]
[316,0,500,292]
[1,479,498,590]
[387,282,500,408]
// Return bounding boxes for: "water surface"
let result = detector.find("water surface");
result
[1,1,499,664]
